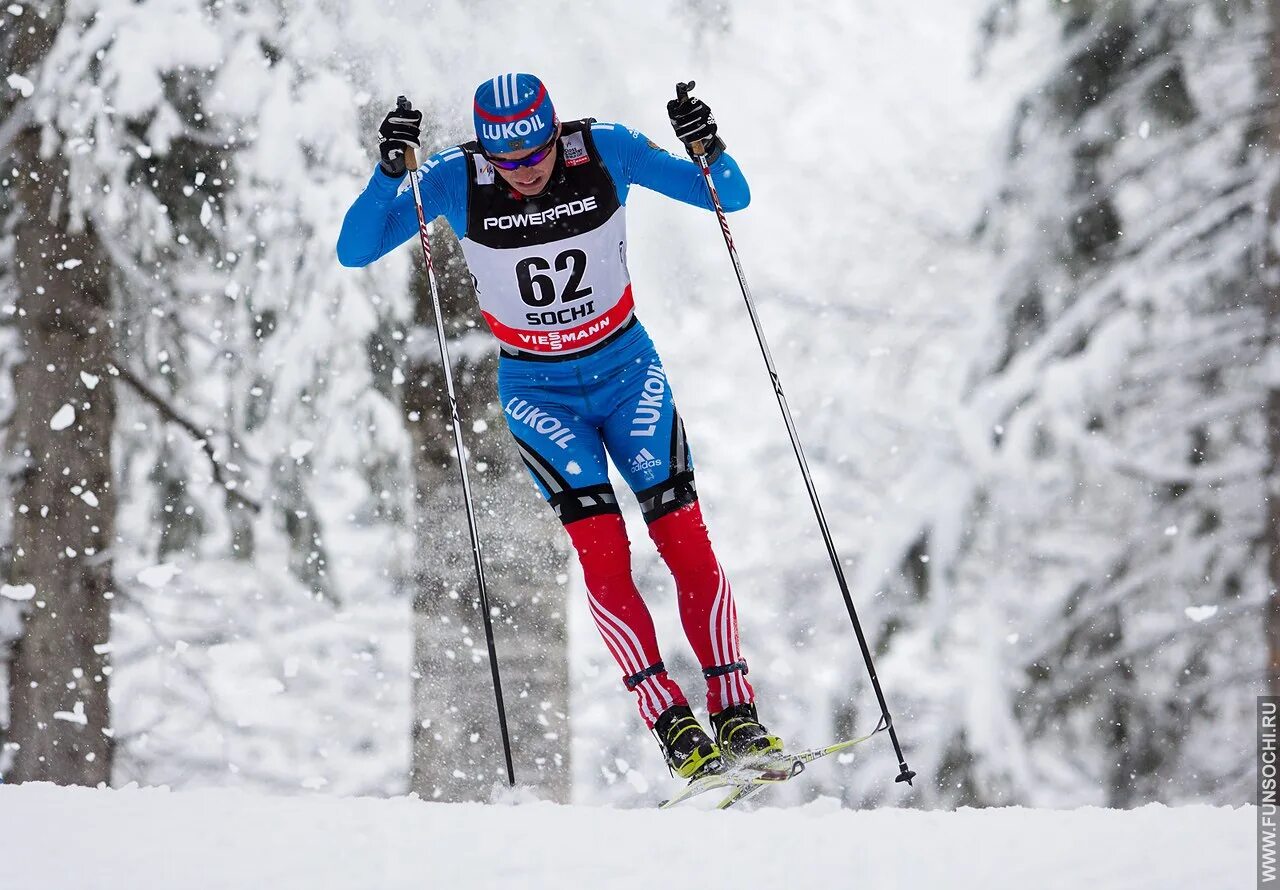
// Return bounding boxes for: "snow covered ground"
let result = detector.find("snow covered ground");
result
[0,784,1250,889]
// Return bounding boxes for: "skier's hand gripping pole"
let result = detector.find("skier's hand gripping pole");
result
[672,81,916,788]
[669,81,723,163]
[673,81,705,157]
[380,99,423,178]
[396,95,517,788]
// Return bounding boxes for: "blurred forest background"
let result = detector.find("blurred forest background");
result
[0,0,1267,809]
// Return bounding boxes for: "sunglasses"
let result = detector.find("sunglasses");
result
[484,134,557,170]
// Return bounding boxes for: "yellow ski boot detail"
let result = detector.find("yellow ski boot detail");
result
[654,705,724,780]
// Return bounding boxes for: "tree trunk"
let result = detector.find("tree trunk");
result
[405,231,571,802]
[5,98,117,782]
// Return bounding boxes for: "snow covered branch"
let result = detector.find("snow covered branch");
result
[113,364,261,514]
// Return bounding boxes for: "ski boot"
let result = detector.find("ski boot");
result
[653,704,724,780]
[710,702,784,762]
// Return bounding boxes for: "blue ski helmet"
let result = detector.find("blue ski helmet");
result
[473,73,558,155]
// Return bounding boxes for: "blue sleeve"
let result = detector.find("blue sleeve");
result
[591,122,750,212]
[336,150,470,268]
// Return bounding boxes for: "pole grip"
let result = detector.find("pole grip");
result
[396,94,420,172]
[675,80,707,158]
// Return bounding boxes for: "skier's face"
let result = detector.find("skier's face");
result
[490,126,560,196]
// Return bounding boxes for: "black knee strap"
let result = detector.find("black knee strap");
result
[624,660,666,690]
[703,659,748,680]
[550,482,621,525]
[636,471,698,524]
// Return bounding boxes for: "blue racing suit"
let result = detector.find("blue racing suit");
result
[338,118,750,524]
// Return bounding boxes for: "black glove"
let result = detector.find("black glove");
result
[667,94,725,164]
[378,101,422,178]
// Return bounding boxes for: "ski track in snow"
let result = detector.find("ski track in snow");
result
[0,784,1251,889]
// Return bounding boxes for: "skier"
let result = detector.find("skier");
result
[337,73,781,781]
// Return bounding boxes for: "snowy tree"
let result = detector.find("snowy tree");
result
[2,0,119,785]
[2,0,382,790]
[881,0,1268,806]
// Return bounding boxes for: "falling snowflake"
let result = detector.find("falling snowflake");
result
[50,403,76,430]
[1184,605,1218,623]
[53,701,88,725]
[6,73,34,98]
[0,583,35,601]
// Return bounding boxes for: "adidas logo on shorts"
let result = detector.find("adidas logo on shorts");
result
[630,448,662,475]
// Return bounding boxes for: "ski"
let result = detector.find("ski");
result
[714,733,875,809]
[714,782,770,810]
[657,759,798,810]
[659,729,879,810]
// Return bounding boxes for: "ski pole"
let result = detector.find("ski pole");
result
[397,96,516,788]
[675,81,916,787]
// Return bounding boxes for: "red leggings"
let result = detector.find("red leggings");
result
[565,502,755,728]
